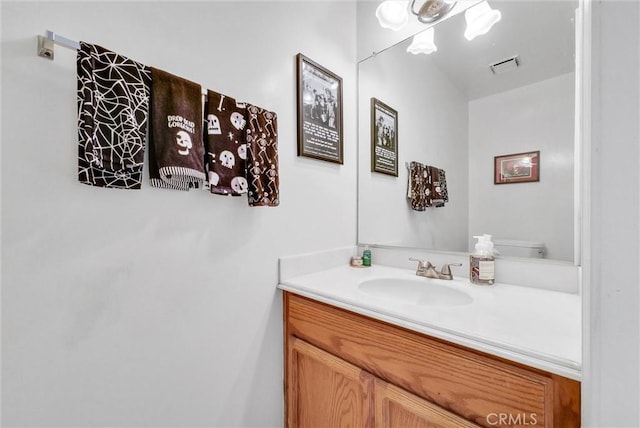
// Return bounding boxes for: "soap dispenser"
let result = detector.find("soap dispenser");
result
[470,234,495,285]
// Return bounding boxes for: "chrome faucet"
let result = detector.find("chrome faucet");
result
[409,258,462,280]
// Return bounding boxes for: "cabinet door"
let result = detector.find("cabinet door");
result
[375,379,481,428]
[287,337,375,428]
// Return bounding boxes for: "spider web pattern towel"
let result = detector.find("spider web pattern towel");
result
[245,104,279,207]
[77,42,151,189]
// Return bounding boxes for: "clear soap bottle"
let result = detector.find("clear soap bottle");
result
[470,234,495,285]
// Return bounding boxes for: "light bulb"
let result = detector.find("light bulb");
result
[376,1,410,31]
[407,27,437,55]
[464,1,501,41]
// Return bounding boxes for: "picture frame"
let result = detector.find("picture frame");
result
[371,98,398,177]
[494,151,540,184]
[296,53,343,164]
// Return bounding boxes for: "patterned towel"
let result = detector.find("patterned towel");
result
[407,161,431,211]
[430,166,446,207]
[245,104,279,207]
[438,168,449,204]
[203,90,248,195]
[77,42,151,189]
[149,68,205,190]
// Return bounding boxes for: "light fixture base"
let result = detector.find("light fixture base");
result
[411,0,457,24]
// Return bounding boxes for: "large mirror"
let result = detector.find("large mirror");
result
[358,0,579,263]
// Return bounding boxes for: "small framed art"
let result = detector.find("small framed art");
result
[371,98,398,176]
[494,151,540,184]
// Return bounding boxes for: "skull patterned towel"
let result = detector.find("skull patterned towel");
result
[77,42,151,189]
[407,161,431,211]
[148,68,205,190]
[245,103,279,207]
[204,90,248,196]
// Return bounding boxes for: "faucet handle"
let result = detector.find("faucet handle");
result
[409,258,438,277]
[409,257,434,268]
[439,263,462,279]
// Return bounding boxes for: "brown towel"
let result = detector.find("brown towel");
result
[430,166,446,207]
[149,68,205,190]
[245,104,279,207]
[438,168,449,204]
[77,42,151,189]
[204,90,248,196]
[408,161,430,211]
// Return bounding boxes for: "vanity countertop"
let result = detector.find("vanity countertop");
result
[278,264,581,381]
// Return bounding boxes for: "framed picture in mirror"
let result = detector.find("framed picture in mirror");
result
[296,53,343,164]
[494,151,540,184]
[371,98,398,176]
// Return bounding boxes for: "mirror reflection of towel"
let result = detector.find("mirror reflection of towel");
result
[430,166,446,207]
[245,104,279,207]
[77,42,151,189]
[438,168,449,205]
[407,163,448,209]
[148,68,205,191]
[408,161,430,211]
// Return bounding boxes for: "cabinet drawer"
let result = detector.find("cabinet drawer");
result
[285,293,579,427]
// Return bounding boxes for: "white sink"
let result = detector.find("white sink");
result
[358,277,473,306]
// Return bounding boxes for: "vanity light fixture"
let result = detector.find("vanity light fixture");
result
[376,0,457,31]
[375,0,502,55]
[407,27,438,55]
[464,0,502,41]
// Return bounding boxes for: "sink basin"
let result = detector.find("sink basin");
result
[358,277,473,306]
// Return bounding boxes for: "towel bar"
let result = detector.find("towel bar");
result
[37,30,209,97]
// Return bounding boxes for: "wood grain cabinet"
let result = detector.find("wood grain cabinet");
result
[284,292,580,428]
[289,337,374,427]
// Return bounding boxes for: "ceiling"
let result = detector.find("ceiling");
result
[377,1,578,100]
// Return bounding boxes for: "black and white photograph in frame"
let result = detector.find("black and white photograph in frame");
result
[296,53,343,164]
[371,97,398,176]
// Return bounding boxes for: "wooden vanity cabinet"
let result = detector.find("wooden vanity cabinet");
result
[288,337,374,427]
[284,292,580,428]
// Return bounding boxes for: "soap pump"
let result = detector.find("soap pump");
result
[470,234,495,285]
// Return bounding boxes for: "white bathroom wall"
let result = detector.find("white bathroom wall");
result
[0,1,356,427]
[358,40,469,251]
[585,0,640,425]
[468,73,575,261]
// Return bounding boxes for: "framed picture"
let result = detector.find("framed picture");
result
[296,53,343,164]
[494,151,540,184]
[371,98,398,176]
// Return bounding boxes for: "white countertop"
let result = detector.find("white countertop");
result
[278,264,582,381]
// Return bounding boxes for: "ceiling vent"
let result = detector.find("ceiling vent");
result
[490,55,520,74]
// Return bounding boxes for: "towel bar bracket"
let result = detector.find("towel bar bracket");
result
[37,35,54,60]
[37,30,81,60]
